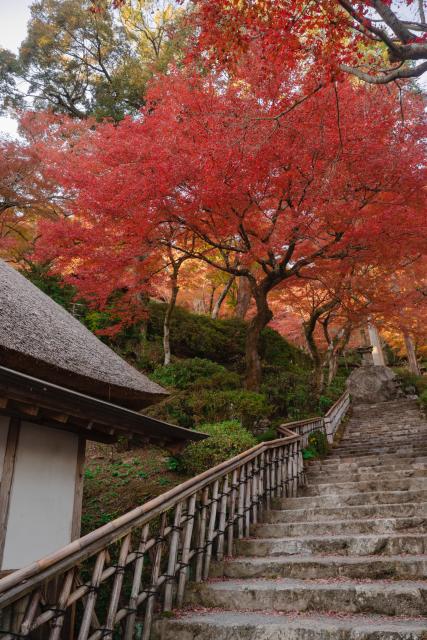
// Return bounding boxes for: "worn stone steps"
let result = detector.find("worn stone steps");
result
[252,516,426,538]
[266,501,427,523]
[185,578,427,617]
[328,446,427,457]
[302,478,426,496]
[157,397,427,639]
[235,533,427,557]
[154,611,427,640]
[307,465,427,484]
[274,489,427,509]
[210,554,427,581]
[308,455,427,469]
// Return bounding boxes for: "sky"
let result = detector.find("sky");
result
[0,0,32,136]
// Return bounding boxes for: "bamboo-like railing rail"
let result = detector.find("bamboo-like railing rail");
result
[278,390,350,447]
[0,391,350,640]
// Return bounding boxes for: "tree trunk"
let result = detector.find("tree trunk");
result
[235,276,252,319]
[303,318,323,393]
[403,331,420,375]
[211,276,235,319]
[208,285,217,315]
[367,322,386,366]
[245,287,273,391]
[327,352,339,386]
[163,273,179,366]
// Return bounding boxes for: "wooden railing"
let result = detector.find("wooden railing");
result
[278,390,350,446]
[0,391,350,640]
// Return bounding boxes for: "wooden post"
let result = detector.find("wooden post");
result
[177,495,196,606]
[195,488,209,582]
[203,480,219,579]
[251,458,258,524]
[265,450,271,510]
[0,418,20,569]
[142,512,167,640]
[227,469,238,556]
[77,549,106,640]
[103,533,131,637]
[237,466,246,539]
[216,475,229,561]
[71,438,86,541]
[124,524,149,640]
[164,502,183,611]
[244,463,252,537]
[258,452,265,521]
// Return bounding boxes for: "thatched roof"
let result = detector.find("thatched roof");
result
[0,260,168,409]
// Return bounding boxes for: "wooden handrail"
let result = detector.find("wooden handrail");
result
[0,391,350,640]
[0,434,298,604]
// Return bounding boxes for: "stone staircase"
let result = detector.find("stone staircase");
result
[155,398,427,639]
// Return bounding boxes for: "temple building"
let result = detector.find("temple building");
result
[0,260,204,572]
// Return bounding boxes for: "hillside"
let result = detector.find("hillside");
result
[81,301,350,533]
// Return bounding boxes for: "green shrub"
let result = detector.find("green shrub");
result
[189,389,272,431]
[181,421,256,474]
[147,302,247,365]
[419,390,427,412]
[144,393,195,428]
[302,429,329,460]
[145,387,272,431]
[262,367,315,420]
[394,369,427,396]
[151,358,240,390]
[146,301,309,370]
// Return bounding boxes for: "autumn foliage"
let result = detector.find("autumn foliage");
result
[30,54,426,386]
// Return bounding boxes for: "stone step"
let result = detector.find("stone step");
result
[307,469,427,483]
[306,467,427,479]
[340,432,427,443]
[329,443,427,461]
[274,489,427,510]
[335,434,427,443]
[252,516,426,538]
[328,449,427,460]
[302,478,426,496]
[328,448,427,458]
[154,611,427,640]
[235,533,427,557]
[211,554,427,581]
[308,455,427,469]
[266,501,427,523]
[185,578,427,617]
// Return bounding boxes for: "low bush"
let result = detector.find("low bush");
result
[151,358,240,390]
[190,389,272,430]
[419,390,427,412]
[394,368,427,396]
[181,420,257,474]
[146,302,309,370]
[146,388,272,431]
[302,429,329,460]
[261,367,315,420]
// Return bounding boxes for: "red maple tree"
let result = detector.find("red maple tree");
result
[191,0,427,84]
[32,60,426,388]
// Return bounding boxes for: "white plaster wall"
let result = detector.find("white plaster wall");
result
[0,415,10,481]
[2,422,78,570]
